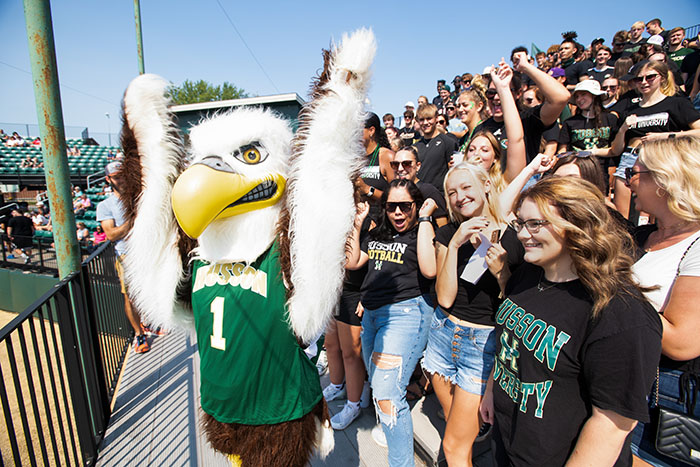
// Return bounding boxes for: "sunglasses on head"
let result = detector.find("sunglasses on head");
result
[386,201,415,213]
[631,73,660,84]
[389,160,414,170]
[556,150,593,159]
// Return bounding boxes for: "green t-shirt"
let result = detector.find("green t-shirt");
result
[191,242,322,424]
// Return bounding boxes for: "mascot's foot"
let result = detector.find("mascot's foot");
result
[202,399,332,467]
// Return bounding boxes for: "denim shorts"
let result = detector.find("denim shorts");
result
[612,150,638,180]
[630,367,700,466]
[421,307,497,395]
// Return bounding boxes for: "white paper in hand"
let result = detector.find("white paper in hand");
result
[460,233,492,284]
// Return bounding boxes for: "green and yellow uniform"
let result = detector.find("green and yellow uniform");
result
[191,242,322,424]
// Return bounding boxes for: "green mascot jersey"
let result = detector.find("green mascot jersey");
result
[191,242,322,425]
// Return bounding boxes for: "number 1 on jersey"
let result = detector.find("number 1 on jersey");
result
[210,296,226,351]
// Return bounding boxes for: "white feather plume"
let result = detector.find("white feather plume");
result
[287,28,376,343]
[122,74,192,331]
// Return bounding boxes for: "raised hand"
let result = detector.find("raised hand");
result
[419,198,438,218]
[450,216,490,248]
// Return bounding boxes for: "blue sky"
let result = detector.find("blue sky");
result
[1,1,699,145]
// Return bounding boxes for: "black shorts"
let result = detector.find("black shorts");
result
[335,289,362,327]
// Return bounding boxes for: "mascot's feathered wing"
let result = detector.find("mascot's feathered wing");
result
[119,29,376,466]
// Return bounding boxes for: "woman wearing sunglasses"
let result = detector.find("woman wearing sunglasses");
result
[420,162,524,465]
[610,60,700,218]
[626,137,700,466]
[346,179,435,466]
[480,176,661,466]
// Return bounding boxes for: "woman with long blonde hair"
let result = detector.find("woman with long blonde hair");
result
[420,162,524,466]
[627,136,700,466]
[480,177,661,466]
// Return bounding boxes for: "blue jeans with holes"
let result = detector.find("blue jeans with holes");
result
[361,295,434,467]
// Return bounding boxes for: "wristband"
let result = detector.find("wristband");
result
[365,186,375,197]
[418,216,433,224]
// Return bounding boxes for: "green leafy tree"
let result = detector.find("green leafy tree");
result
[169,79,249,105]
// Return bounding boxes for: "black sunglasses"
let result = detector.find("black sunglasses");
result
[389,160,414,170]
[485,89,498,98]
[385,201,415,213]
[624,167,651,183]
[631,73,660,85]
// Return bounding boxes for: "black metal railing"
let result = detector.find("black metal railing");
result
[0,242,131,466]
[0,234,98,275]
[686,23,700,42]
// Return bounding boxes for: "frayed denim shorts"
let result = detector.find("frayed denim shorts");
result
[422,307,497,395]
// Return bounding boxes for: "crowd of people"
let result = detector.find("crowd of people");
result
[320,18,700,467]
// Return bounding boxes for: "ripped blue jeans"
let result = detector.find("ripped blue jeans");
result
[361,295,434,467]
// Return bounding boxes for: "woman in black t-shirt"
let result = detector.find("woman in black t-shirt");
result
[610,60,700,218]
[346,179,435,466]
[480,177,661,466]
[421,162,523,465]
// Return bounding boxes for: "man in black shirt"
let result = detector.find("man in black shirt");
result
[560,38,592,89]
[645,18,669,44]
[6,209,34,263]
[414,104,458,193]
[624,21,647,55]
[587,46,615,83]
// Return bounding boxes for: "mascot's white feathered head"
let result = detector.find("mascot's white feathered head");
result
[172,109,293,264]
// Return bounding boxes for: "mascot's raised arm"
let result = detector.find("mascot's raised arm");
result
[117,29,376,467]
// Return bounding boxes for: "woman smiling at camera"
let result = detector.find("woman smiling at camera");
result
[480,177,661,466]
[420,162,524,466]
[346,179,436,467]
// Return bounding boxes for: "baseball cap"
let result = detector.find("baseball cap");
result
[404,101,415,109]
[105,161,123,175]
[620,59,651,81]
[440,84,451,92]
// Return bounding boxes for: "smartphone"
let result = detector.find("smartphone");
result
[491,229,501,243]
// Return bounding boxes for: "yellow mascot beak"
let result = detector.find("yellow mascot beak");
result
[171,163,286,239]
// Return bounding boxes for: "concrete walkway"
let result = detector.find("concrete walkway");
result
[95,330,492,466]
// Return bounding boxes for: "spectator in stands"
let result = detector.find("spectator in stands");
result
[399,110,420,145]
[6,209,33,264]
[31,137,41,148]
[445,101,467,139]
[461,73,473,90]
[436,84,453,114]
[383,113,395,129]
[414,104,458,192]
[96,161,149,354]
[480,50,570,164]
[587,46,615,84]
[31,209,48,229]
[0,129,6,143]
[385,126,399,141]
[519,87,543,109]
[625,21,647,55]
[417,96,429,108]
[456,81,489,152]
[451,75,463,98]
[611,30,630,62]
[667,27,693,68]
[610,60,700,218]
[73,193,92,217]
[547,44,560,68]
[433,79,447,106]
[92,224,106,245]
[76,222,90,248]
[535,52,548,71]
[601,77,620,109]
[645,18,668,44]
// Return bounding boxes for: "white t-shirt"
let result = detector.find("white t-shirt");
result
[633,229,700,311]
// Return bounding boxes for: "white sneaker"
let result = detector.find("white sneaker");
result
[360,381,371,409]
[316,349,328,376]
[323,382,346,402]
[330,402,361,430]
[371,424,387,448]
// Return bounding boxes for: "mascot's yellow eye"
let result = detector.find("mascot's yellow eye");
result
[233,143,268,165]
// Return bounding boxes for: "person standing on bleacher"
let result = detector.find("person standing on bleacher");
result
[96,161,149,354]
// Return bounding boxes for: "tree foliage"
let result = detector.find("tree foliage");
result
[168,79,249,105]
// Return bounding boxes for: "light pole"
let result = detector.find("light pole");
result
[105,112,111,146]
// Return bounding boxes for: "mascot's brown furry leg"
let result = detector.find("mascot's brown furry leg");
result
[201,399,329,467]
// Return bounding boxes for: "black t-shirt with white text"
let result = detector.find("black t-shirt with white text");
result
[360,227,433,309]
[415,133,458,194]
[492,263,661,467]
[435,225,524,324]
[622,95,700,145]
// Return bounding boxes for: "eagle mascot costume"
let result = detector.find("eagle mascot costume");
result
[117,29,376,466]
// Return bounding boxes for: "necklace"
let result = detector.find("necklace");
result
[536,271,558,292]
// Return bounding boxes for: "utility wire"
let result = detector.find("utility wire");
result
[214,0,280,93]
[0,59,120,108]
